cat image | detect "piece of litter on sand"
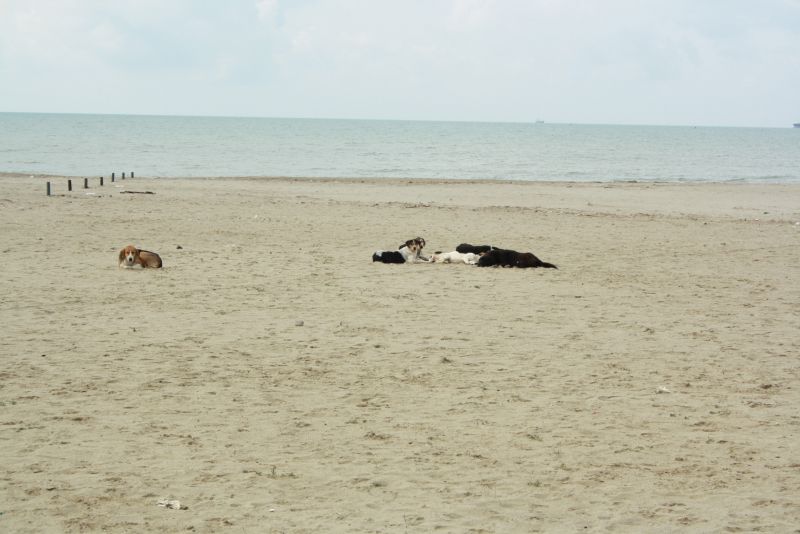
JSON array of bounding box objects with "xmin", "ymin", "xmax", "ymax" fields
[
  {"xmin": 157, "ymin": 499, "xmax": 186, "ymax": 510},
  {"xmin": 295, "ymin": 320, "xmax": 304, "ymax": 326},
  {"xmin": 656, "ymin": 386, "xmax": 671, "ymax": 394}
]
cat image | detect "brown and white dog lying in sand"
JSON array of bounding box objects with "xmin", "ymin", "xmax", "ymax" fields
[
  {"xmin": 118, "ymin": 245, "xmax": 163, "ymax": 268},
  {"xmin": 372, "ymin": 237, "xmax": 428, "ymax": 264}
]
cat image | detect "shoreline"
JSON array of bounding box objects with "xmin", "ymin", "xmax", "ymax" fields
[
  {"xmin": 4, "ymin": 172, "xmax": 799, "ymax": 222},
  {"xmin": 4, "ymin": 170, "xmax": 800, "ymax": 185}
]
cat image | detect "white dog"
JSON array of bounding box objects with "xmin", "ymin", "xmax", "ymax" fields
[{"xmin": 430, "ymin": 251, "xmax": 480, "ymax": 264}]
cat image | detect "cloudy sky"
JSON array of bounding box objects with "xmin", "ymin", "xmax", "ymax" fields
[{"xmin": 1, "ymin": 0, "xmax": 798, "ymax": 127}]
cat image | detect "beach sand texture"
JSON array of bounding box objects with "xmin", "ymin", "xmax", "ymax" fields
[{"xmin": 2, "ymin": 174, "xmax": 799, "ymax": 532}]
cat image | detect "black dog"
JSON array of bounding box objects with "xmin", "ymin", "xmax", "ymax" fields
[
  {"xmin": 476, "ymin": 248, "xmax": 516, "ymax": 267},
  {"xmin": 515, "ymin": 252, "xmax": 557, "ymax": 269},
  {"xmin": 372, "ymin": 250, "xmax": 406, "ymax": 263},
  {"xmin": 477, "ymin": 248, "xmax": 557, "ymax": 269},
  {"xmin": 456, "ymin": 243, "xmax": 495, "ymax": 254}
]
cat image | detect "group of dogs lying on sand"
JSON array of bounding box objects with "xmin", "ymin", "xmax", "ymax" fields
[
  {"xmin": 372, "ymin": 237, "xmax": 558, "ymax": 269},
  {"xmin": 118, "ymin": 237, "xmax": 557, "ymax": 270}
]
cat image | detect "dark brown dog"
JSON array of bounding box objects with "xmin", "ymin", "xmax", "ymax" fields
[
  {"xmin": 456, "ymin": 243, "xmax": 494, "ymax": 254},
  {"xmin": 515, "ymin": 252, "xmax": 557, "ymax": 269},
  {"xmin": 477, "ymin": 248, "xmax": 556, "ymax": 269}
]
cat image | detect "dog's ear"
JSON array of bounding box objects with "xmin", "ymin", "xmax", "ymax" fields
[{"xmin": 118, "ymin": 249, "xmax": 125, "ymax": 261}]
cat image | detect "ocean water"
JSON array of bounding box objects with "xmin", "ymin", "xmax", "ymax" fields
[{"xmin": 1, "ymin": 112, "xmax": 798, "ymax": 182}]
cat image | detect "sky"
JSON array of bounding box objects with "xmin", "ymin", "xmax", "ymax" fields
[{"xmin": 0, "ymin": 0, "xmax": 798, "ymax": 127}]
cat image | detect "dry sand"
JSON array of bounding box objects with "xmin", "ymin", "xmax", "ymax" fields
[{"xmin": 1, "ymin": 173, "xmax": 799, "ymax": 533}]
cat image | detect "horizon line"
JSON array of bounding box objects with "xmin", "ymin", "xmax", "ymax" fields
[{"xmin": 0, "ymin": 110, "xmax": 794, "ymax": 130}]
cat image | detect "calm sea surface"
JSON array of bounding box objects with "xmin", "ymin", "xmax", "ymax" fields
[{"xmin": 1, "ymin": 112, "xmax": 798, "ymax": 182}]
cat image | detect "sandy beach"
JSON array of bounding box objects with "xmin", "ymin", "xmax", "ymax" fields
[{"xmin": 1, "ymin": 173, "xmax": 799, "ymax": 533}]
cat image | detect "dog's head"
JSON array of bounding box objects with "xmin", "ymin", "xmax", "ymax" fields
[
  {"xmin": 119, "ymin": 245, "xmax": 139, "ymax": 267},
  {"xmin": 399, "ymin": 237, "xmax": 426, "ymax": 254}
]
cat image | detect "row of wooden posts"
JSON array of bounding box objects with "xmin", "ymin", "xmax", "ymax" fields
[{"xmin": 46, "ymin": 172, "xmax": 135, "ymax": 196}]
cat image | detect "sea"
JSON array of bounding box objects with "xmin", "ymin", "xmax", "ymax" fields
[{"xmin": 1, "ymin": 112, "xmax": 799, "ymax": 183}]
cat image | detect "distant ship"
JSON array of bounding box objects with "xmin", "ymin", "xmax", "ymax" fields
[{"xmin": 794, "ymin": 123, "xmax": 800, "ymax": 128}]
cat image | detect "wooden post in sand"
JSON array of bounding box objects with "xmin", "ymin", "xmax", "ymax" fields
[
  {"xmin": 131, "ymin": 171, "xmax": 134, "ymax": 179},
  {"xmin": 122, "ymin": 172, "xmax": 126, "ymax": 179},
  {"xmin": 84, "ymin": 178, "xmax": 88, "ymax": 189},
  {"xmin": 68, "ymin": 179, "xmax": 72, "ymax": 192},
  {"xmin": 46, "ymin": 182, "xmax": 51, "ymax": 196},
  {"xmin": 112, "ymin": 172, "xmax": 115, "ymax": 181},
  {"xmin": 100, "ymin": 176, "xmax": 104, "ymax": 186}
]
